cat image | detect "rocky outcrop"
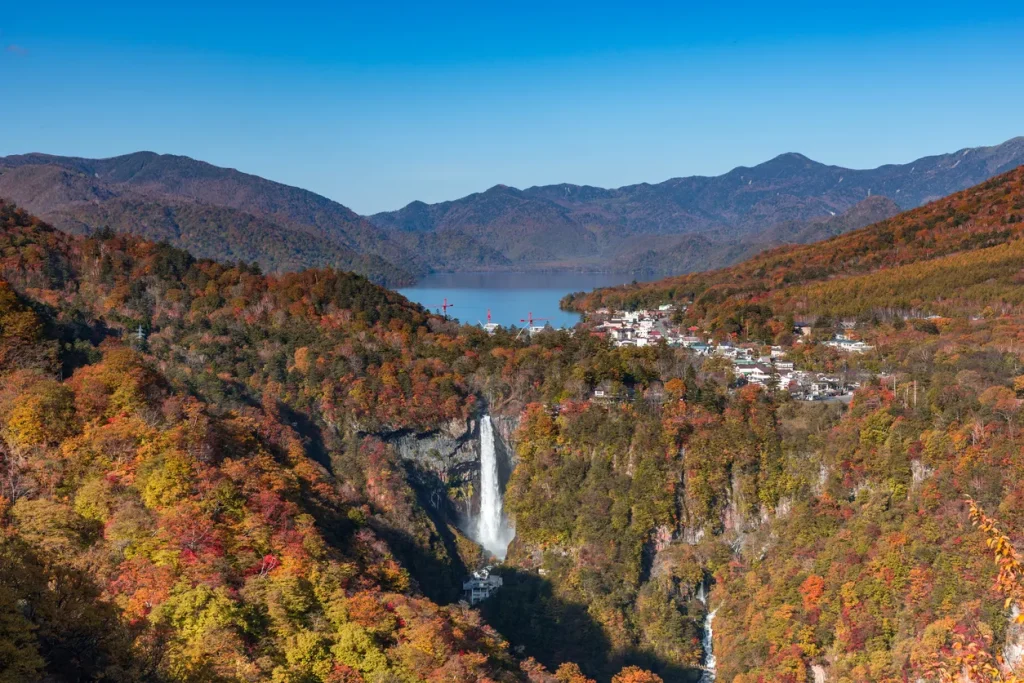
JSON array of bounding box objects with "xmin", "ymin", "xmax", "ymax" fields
[
  {"xmin": 1005, "ymin": 606, "xmax": 1024, "ymax": 672},
  {"xmin": 491, "ymin": 414, "xmax": 520, "ymax": 491},
  {"xmin": 391, "ymin": 418, "xmax": 479, "ymax": 480},
  {"xmin": 386, "ymin": 411, "xmax": 521, "ymax": 534}
]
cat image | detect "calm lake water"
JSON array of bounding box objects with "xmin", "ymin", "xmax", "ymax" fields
[{"xmin": 398, "ymin": 272, "xmax": 649, "ymax": 329}]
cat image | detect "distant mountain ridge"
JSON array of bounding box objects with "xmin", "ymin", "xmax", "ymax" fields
[
  {"xmin": 1, "ymin": 138, "xmax": 1022, "ymax": 284},
  {"xmin": 608, "ymin": 195, "xmax": 903, "ymax": 275},
  {"xmin": 372, "ymin": 137, "xmax": 1024, "ymax": 273},
  {"xmin": 564, "ymin": 164, "xmax": 1024, "ymax": 318},
  {"xmin": 0, "ymin": 152, "xmax": 419, "ymax": 285}
]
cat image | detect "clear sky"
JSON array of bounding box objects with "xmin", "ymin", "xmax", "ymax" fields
[{"xmin": 3, "ymin": 1, "xmax": 1024, "ymax": 214}]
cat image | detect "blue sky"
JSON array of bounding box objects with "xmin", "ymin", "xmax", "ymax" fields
[{"xmin": 3, "ymin": 1, "xmax": 1024, "ymax": 214}]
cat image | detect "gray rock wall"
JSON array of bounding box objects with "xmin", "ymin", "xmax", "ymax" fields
[{"xmin": 386, "ymin": 410, "xmax": 520, "ymax": 535}]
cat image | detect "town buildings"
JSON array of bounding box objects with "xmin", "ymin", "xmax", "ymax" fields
[{"xmin": 588, "ymin": 307, "xmax": 866, "ymax": 401}]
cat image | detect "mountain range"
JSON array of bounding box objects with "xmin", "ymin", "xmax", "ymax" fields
[
  {"xmin": 565, "ymin": 163, "xmax": 1024, "ymax": 319},
  {"xmin": 371, "ymin": 137, "xmax": 1024, "ymax": 272},
  {"xmin": 1, "ymin": 137, "xmax": 1022, "ymax": 285},
  {"xmin": 0, "ymin": 152, "xmax": 417, "ymax": 285}
]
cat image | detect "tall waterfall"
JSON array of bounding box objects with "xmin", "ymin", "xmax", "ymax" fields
[
  {"xmin": 699, "ymin": 607, "xmax": 719, "ymax": 683},
  {"xmin": 476, "ymin": 416, "xmax": 514, "ymax": 559}
]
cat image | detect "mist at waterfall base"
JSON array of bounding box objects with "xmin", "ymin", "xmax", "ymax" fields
[{"xmin": 471, "ymin": 416, "xmax": 515, "ymax": 559}]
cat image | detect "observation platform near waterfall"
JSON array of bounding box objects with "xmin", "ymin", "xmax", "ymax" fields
[{"xmin": 463, "ymin": 566, "xmax": 503, "ymax": 605}]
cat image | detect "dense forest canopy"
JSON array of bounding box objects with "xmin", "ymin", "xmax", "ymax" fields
[{"xmin": 2, "ymin": 161, "xmax": 1024, "ymax": 683}]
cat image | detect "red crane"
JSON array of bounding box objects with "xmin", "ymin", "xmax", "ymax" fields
[
  {"xmin": 520, "ymin": 312, "xmax": 549, "ymax": 327},
  {"xmin": 429, "ymin": 297, "xmax": 455, "ymax": 317}
]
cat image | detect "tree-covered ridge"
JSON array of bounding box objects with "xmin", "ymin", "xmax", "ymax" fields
[
  {"xmin": 53, "ymin": 196, "xmax": 415, "ymax": 286},
  {"xmin": 5, "ymin": 185, "xmax": 1024, "ymax": 683},
  {"xmin": 496, "ymin": 313, "xmax": 1024, "ymax": 681},
  {"xmin": 565, "ymin": 166, "xmax": 1024, "ymax": 322},
  {"xmin": 0, "ymin": 152, "xmax": 421, "ymax": 286},
  {"xmin": 7, "ymin": 139, "xmax": 1022, "ymax": 283},
  {"xmin": 712, "ymin": 319, "xmax": 1024, "ymax": 682},
  {"xmin": 0, "ymin": 200, "xmax": 676, "ymax": 682},
  {"xmin": 0, "ymin": 287, "xmax": 523, "ymax": 681},
  {"xmin": 371, "ymin": 138, "xmax": 1024, "ymax": 274}
]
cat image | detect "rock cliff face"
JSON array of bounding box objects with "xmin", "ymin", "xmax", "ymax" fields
[
  {"xmin": 387, "ymin": 411, "xmax": 521, "ymax": 540},
  {"xmin": 1006, "ymin": 606, "xmax": 1024, "ymax": 672},
  {"xmin": 491, "ymin": 413, "xmax": 521, "ymax": 490}
]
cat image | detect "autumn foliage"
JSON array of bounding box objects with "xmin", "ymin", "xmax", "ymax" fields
[{"xmin": 4, "ymin": 164, "xmax": 1024, "ymax": 682}]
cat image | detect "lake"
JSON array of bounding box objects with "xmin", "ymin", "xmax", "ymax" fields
[{"xmin": 398, "ymin": 272, "xmax": 650, "ymax": 329}]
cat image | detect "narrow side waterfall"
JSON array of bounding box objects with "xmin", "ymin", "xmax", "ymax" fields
[
  {"xmin": 476, "ymin": 416, "xmax": 515, "ymax": 559},
  {"xmin": 699, "ymin": 607, "xmax": 719, "ymax": 683}
]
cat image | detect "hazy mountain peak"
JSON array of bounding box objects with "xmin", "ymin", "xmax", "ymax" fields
[
  {"xmin": 755, "ymin": 151, "xmax": 823, "ymax": 170},
  {"xmin": 483, "ymin": 183, "xmax": 518, "ymax": 194}
]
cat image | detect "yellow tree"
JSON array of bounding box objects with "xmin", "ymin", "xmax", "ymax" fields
[
  {"xmin": 611, "ymin": 666, "xmax": 664, "ymax": 683},
  {"xmin": 934, "ymin": 499, "xmax": 1024, "ymax": 682}
]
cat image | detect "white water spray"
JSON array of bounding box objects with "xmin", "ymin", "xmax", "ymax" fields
[
  {"xmin": 700, "ymin": 606, "xmax": 719, "ymax": 683},
  {"xmin": 476, "ymin": 416, "xmax": 514, "ymax": 559}
]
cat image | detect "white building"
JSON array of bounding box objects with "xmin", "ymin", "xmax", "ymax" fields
[
  {"xmin": 463, "ymin": 567, "xmax": 503, "ymax": 605},
  {"xmin": 824, "ymin": 339, "xmax": 874, "ymax": 353}
]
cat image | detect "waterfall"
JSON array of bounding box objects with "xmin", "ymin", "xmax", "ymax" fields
[
  {"xmin": 699, "ymin": 607, "xmax": 719, "ymax": 683},
  {"xmin": 476, "ymin": 416, "xmax": 514, "ymax": 559}
]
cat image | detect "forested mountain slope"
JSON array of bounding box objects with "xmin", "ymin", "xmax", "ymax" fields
[
  {"xmin": 0, "ymin": 153, "xmax": 416, "ymax": 286},
  {"xmin": 566, "ymin": 165, "xmax": 1024, "ymax": 322},
  {"xmin": 0, "ymin": 200, "xmax": 689, "ymax": 682},
  {"xmin": 539, "ymin": 169, "xmax": 1024, "ymax": 681},
  {"xmin": 5, "ymin": 139, "xmax": 1020, "ymax": 285},
  {"xmin": 5, "ymin": 164, "xmax": 1024, "ymax": 683},
  {"xmin": 0, "ymin": 203, "xmax": 519, "ymax": 681},
  {"xmin": 372, "ymin": 137, "xmax": 1024, "ymax": 273},
  {"xmin": 607, "ymin": 195, "xmax": 902, "ymax": 275}
]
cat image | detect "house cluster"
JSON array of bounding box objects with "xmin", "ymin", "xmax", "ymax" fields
[
  {"xmin": 721, "ymin": 345, "xmax": 794, "ymax": 388},
  {"xmin": 593, "ymin": 309, "xmax": 874, "ymax": 357},
  {"xmin": 822, "ymin": 332, "xmax": 874, "ymax": 354},
  {"xmin": 588, "ymin": 309, "xmax": 871, "ymax": 400},
  {"xmin": 590, "ymin": 338, "xmax": 858, "ymax": 401},
  {"xmin": 463, "ymin": 566, "xmax": 503, "ymax": 605},
  {"xmin": 590, "ymin": 305, "xmax": 683, "ymax": 347},
  {"xmin": 789, "ymin": 373, "xmax": 858, "ymax": 401},
  {"xmin": 691, "ymin": 340, "xmax": 859, "ymax": 399},
  {"xmin": 794, "ymin": 320, "xmax": 875, "ymax": 354}
]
